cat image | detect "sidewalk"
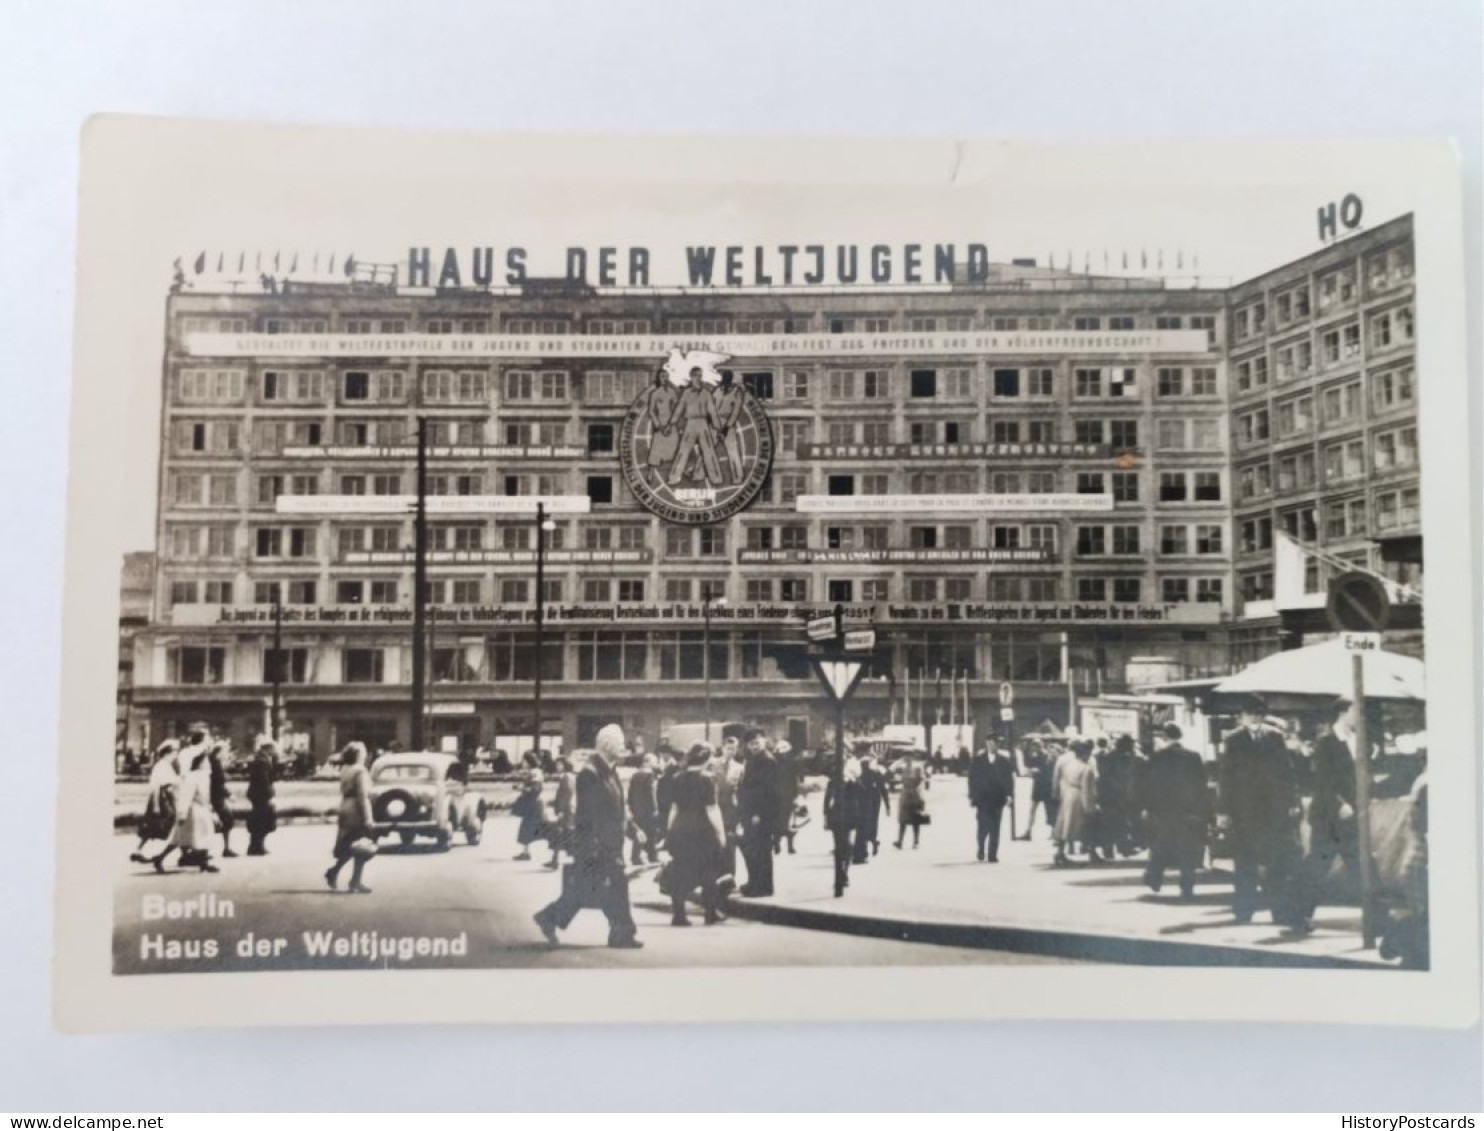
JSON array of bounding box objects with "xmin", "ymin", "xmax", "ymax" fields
[{"xmin": 713, "ymin": 787, "xmax": 1391, "ymax": 969}]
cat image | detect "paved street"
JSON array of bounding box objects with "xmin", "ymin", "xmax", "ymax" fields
[{"xmin": 112, "ymin": 813, "xmax": 1082, "ymax": 975}]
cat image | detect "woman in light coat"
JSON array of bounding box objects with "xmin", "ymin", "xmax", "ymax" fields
[
  {"xmin": 1052, "ymin": 741, "xmax": 1099, "ymax": 866},
  {"xmin": 325, "ymin": 742, "xmax": 376, "ymax": 893},
  {"xmin": 172, "ymin": 747, "xmax": 220, "ymax": 873},
  {"xmin": 132, "ymin": 740, "xmax": 181, "ymax": 864}
]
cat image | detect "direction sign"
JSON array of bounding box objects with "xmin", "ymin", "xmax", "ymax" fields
[
  {"xmin": 811, "ymin": 658, "xmax": 864, "ymax": 701},
  {"xmin": 806, "ymin": 615, "xmax": 839, "ymax": 642},
  {"xmin": 1341, "ymin": 631, "xmax": 1383, "ymax": 653},
  {"xmin": 1327, "ymin": 571, "xmax": 1392, "ymax": 633},
  {"xmin": 999, "ymin": 682, "xmax": 1015, "ymax": 708},
  {"xmin": 842, "ymin": 628, "xmax": 877, "ymax": 652}
]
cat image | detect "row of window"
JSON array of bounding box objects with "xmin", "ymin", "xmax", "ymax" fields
[
  {"xmin": 168, "ymin": 465, "xmax": 1228, "ymax": 511},
  {"xmin": 177, "ymin": 311, "xmax": 1223, "ymax": 340},
  {"xmin": 175, "ymin": 363, "xmax": 1229, "ymax": 410},
  {"xmin": 1229, "ymin": 252, "xmax": 1414, "ymax": 342},
  {"xmin": 1232, "ymin": 307, "xmax": 1414, "ymax": 393},
  {"xmin": 1235, "ymin": 426, "xmax": 1419, "ymax": 500},
  {"xmin": 1236, "ymin": 487, "xmax": 1421, "ymax": 555},
  {"xmin": 167, "ymin": 568, "xmax": 1229, "ymax": 616}
]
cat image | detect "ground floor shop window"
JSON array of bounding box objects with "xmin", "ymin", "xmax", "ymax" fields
[
  {"xmin": 735, "ymin": 633, "xmax": 812, "ymax": 680},
  {"xmin": 574, "ymin": 631, "xmax": 649, "ymax": 681},
  {"xmin": 169, "ymin": 646, "xmax": 225, "ymax": 684},
  {"xmin": 655, "ymin": 630, "xmax": 728, "ymax": 681},
  {"xmin": 488, "ymin": 633, "xmax": 563, "ymax": 682}
]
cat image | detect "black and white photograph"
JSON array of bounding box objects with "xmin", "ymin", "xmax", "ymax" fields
[{"xmin": 52, "ymin": 119, "xmax": 1477, "ymax": 1031}]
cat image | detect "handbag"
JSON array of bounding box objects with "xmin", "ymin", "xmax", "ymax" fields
[
  {"xmin": 348, "ymin": 837, "xmax": 379, "ymax": 861},
  {"xmin": 915, "ymin": 812, "xmax": 933, "ymax": 826}
]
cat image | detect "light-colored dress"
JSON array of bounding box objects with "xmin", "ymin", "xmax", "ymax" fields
[
  {"xmin": 174, "ymin": 757, "xmax": 216, "ymax": 851},
  {"xmin": 1052, "ymin": 754, "xmax": 1099, "ymax": 846}
]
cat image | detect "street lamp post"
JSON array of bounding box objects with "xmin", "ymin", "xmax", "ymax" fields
[
  {"xmin": 532, "ymin": 502, "xmax": 556, "ymax": 765},
  {"xmin": 703, "ymin": 593, "xmax": 726, "ymax": 746},
  {"xmin": 410, "ymin": 416, "xmax": 429, "ymax": 751}
]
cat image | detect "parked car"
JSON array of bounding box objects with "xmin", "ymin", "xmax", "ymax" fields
[{"xmin": 367, "ymin": 752, "xmax": 487, "ymax": 850}]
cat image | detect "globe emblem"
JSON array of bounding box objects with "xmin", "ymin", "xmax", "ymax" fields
[{"xmin": 618, "ymin": 351, "xmax": 775, "ymax": 525}]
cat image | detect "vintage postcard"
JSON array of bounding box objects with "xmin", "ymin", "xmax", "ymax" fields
[{"xmin": 54, "ymin": 117, "xmax": 1478, "ymax": 1030}]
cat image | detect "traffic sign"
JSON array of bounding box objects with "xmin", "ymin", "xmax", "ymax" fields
[
  {"xmin": 1327, "ymin": 571, "xmax": 1392, "ymax": 633},
  {"xmin": 998, "ymin": 682, "xmax": 1015, "ymax": 707},
  {"xmin": 811, "ymin": 658, "xmax": 864, "ymax": 701},
  {"xmin": 1341, "ymin": 631, "xmax": 1383, "ymax": 652},
  {"xmin": 806, "ymin": 615, "xmax": 838, "ymax": 642},
  {"xmin": 842, "ymin": 628, "xmax": 876, "ymax": 652},
  {"xmin": 999, "ymin": 706, "xmax": 1015, "ymax": 722}
]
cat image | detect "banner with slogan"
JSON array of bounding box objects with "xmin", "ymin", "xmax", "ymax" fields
[{"xmin": 184, "ymin": 328, "xmax": 1212, "ymax": 360}]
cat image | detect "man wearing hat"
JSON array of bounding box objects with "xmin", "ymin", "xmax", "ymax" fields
[
  {"xmin": 1219, "ymin": 697, "xmax": 1303, "ymax": 925},
  {"xmin": 1141, "ymin": 723, "xmax": 1209, "ymax": 898},
  {"xmin": 1293, "ymin": 697, "xmax": 1360, "ymax": 932},
  {"xmin": 533, "ymin": 723, "xmax": 642, "ymax": 949}
]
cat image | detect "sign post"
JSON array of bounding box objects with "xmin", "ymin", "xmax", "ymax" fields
[
  {"xmin": 807, "ymin": 603, "xmax": 870, "ymax": 898},
  {"xmin": 1327, "ymin": 570, "xmax": 1392, "ymax": 948}
]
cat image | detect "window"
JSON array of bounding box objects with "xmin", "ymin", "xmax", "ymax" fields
[
  {"xmin": 993, "ymin": 369, "xmax": 1020, "ymax": 397},
  {"xmin": 1111, "ymin": 525, "xmax": 1141, "ymax": 555},
  {"xmin": 343, "ymin": 649, "xmax": 385, "ymax": 684},
  {"xmin": 1075, "ymin": 472, "xmax": 1105, "ymax": 495},
  {"xmin": 335, "ymin": 580, "xmax": 364, "ymax": 605},
  {"xmin": 778, "ymin": 420, "xmax": 812, "ymax": 454},
  {"xmin": 946, "ymin": 577, "xmax": 973, "ymax": 600},
  {"xmin": 863, "ymin": 370, "xmax": 888, "ymax": 398},
  {"xmin": 665, "ymin": 579, "xmax": 692, "ymax": 602},
  {"xmin": 1112, "ymin": 578, "xmax": 1141, "ymax": 603},
  {"xmin": 1190, "ymin": 367, "xmax": 1217, "ymax": 396},
  {"xmin": 177, "ymin": 368, "xmax": 245, "ymax": 403},
  {"xmin": 1156, "ymin": 367, "xmax": 1184, "ymax": 397},
  {"xmin": 1195, "ymin": 524, "xmax": 1223, "ymax": 554},
  {"xmin": 780, "ymin": 525, "xmax": 809, "ymax": 550},
  {"xmin": 827, "ymin": 579, "xmax": 854, "ymax": 602},
  {"xmin": 665, "ymin": 528, "xmax": 693, "ymax": 558},
  {"xmin": 1161, "ymin": 578, "xmax": 1191, "ymax": 603},
  {"xmin": 1027, "ymin": 368, "xmax": 1054, "ymax": 397},
  {"xmin": 782, "ymin": 370, "xmax": 810, "ymax": 400},
  {"xmin": 1160, "ymin": 525, "xmax": 1190, "ymax": 555},
  {"xmin": 1073, "ymin": 316, "xmax": 1101, "ymax": 331},
  {"xmin": 1193, "ymin": 472, "xmax": 1222, "ymax": 501},
  {"xmin": 169, "ymin": 580, "xmax": 198, "ymax": 605},
  {"xmin": 827, "ymin": 474, "xmax": 855, "ymax": 496},
  {"xmin": 1159, "ymin": 472, "xmax": 1187, "ymax": 502},
  {"xmin": 1197, "ymin": 579, "xmax": 1224, "ymax": 604},
  {"xmin": 742, "ymin": 372, "xmax": 774, "ymax": 400},
  {"xmin": 1074, "ymin": 369, "xmax": 1102, "ymax": 397},
  {"xmin": 829, "ymin": 525, "xmax": 858, "ymax": 550},
  {"xmin": 1373, "ymin": 426, "xmax": 1418, "ymax": 472},
  {"xmin": 1077, "ymin": 578, "xmax": 1107, "ymax": 602},
  {"xmin": 171, "ymin": 646, "xmax": 226, "ymax": 685},
  {"xmin": 1075, "ymin": 526, "xmax": 1106, "ymax": 556},
  {"xmin": 1027, "ymin": 470, "xmax": 1056, "ymax": 493},
  {"xmin": 587, "ymin": 476, "xmax": 613, "ymax": 505},
  {"xmin": 585, "ymin": 422, "xmax": 616, "ymax": 453},
  {"xmin": 991, "ymin": 420, "xmax": 1020, "ymax": 444},
  {"xmin": 1240, "ymin": 517, "xmax": 1274, "ymax": 554},
  {"xmin": 1109, "ymin": 368, "xmax": 1137, "ymax": 397},
  {"xmin": 989, "ymin": 576, "xmax": 1021, "ymax": 602},
  {"xmin": 1074, "ymin": 420, "xmax": 1105, "ymax": 445},
  {"xmin": 907, "ymin": 578, "xmax": 937, "ymax": 601},
  {"xmin": 1110, "ymin": 420, "xmax": 1138, "ymax": 450},
  {"xmin": 1109, "ymin": 315, "xmax": 1135, "ymax": 331},
  {"xmin": 910, "ymin": 370, "xmax": 937, "ymax": 398},
  {"xmin": 780, "ymin": 578, "xmax": 809, "ymax": 602},
  {"xmin": 941, "ymin": 369, "xmax": 973, "ymax": 398},
  {"xmin": 698, "ymin": 528, "xmax": 726, "ymax": 557},
  {"xmin": 1373, "ymin": 367, "xmax": 1415, "ymax": 412},
  {"xmin": 1112, "ymin": 471, "xmax": 1139, "ymax": 502}
]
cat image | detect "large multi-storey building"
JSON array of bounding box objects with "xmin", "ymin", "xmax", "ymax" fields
[
  {"xmin": 129, "ymin": 220, "xmax": 1420, "ymax": 756},
  {"xmin": 1225, "ymin": 214, "xmax": 1421, "ymax": 663}
]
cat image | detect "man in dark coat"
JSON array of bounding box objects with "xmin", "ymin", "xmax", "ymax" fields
[
  {"xmin": 1142, "ymin": 723, "xmax": 1209, "ymax": 897},
  {"xmin": 1294, "ymin": 698, "xmax": 1360, "ymax": 931},
  {"xmin": 245, "ymin": 738, "xmax": 279, "ymax": 856},
  {"xmin": 772, "ymin": 741, "xmax": 803, "ymax": 855},
  {"xmin": 968, "ymin": 743, "xmax": 1016, "ymax": 861},
  {"xmin": 823, "ymin": 760, "xmax": 863, "ymax": 897},
  {"xmin": 736, "ymin": 729, "xmax": 782, "ymax": 897},
  {"xmin": 534, "ymin": 724, "xmax": 642, "ymax": 948},
  {"xmin": 207, "ymin": 741, "xmax": 237, "ymax": 858},
  {"xmin": 853, "ymin": 755, "xmax": 891, "ymax": 862},
  {"xmin": 626, "ymin": 754, "xmax": 662, "ymax": 864},
  {"xmin": 1219, "ymin": 699, "xmax": 1303, "ymax": 925}
]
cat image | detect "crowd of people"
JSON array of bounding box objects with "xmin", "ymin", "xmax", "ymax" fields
[{"xmin": 130, "ymin": 724, "xmax": 280, "ymax": 874}]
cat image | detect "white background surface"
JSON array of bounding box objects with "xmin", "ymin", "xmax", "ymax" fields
[{"xmin": 2, "ymin": 0, "xmax": 1480, "ymax": 1112}]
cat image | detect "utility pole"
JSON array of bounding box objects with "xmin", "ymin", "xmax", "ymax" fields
[
  {"xmin": 410, "ymin": 416, "xmax": 428, "ymax": 752},
  {"xmin": 270, "ymin": 595, "xmax": 283, "ymax": 741}
]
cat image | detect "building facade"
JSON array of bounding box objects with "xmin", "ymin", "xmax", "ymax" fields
[{"xmin": 130, "ymin": 221, "xmax": 1420, "ymax": 757}]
